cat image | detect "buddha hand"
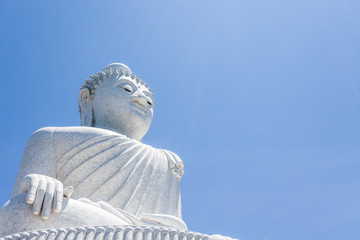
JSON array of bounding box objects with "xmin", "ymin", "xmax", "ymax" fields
[{"xmin": 21, "ymin": 174, "xmax": 74, "ymax": 220}]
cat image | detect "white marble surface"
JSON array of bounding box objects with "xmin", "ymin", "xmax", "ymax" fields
[{"xmin": 0, "ymin": 64, "xmax": 235, "ymax": 240}]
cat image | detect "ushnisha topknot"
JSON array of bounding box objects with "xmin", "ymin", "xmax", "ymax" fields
[{"xmin": 81, "ymin": 63, "xmax": 152, "ymax": 100}]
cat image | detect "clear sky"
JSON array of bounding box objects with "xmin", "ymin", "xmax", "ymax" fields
[{"xmin": 0, "ymin": 1, "xmax": 359, "ymax": 240}]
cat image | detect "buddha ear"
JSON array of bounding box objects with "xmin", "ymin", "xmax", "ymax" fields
[{"xmin": 79, "ymin": 88, "xmax": 93, "ymax": 126}]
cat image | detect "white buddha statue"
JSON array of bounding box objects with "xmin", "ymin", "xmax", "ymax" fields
[{"xmin": 0, "ymin": 63, "xmax": 187, "ymax": 236}]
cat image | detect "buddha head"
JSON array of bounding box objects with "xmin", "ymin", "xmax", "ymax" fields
[{"xmin": 79, "ymin": 63, "xmax": 154, "ymax": 141}]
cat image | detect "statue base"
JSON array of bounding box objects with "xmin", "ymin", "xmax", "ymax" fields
[{"xmin": 0, "ymin": 226, "xmax": 211, "ymax": 240}]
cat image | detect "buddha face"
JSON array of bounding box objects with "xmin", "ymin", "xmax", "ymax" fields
[{"xmin": 90, "ymin": 74, "xmax": 154, "ymax": 141}]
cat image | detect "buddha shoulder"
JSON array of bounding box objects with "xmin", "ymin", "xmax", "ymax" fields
[
  {"xmin": 31, "ymin": 126, "xmax": 122, "ymax": 142},
  {"xmin": 29, "ymin": 126, "xmax": 130, "ymax": 159}
]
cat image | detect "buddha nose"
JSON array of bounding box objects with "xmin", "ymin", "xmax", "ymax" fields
[{"xmin": 131, "ymin": 90, "xmax": 148, "ymax": 108}]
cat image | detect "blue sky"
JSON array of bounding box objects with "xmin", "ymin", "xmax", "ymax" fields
[{"xmin": 0, "ymin": 1, "xmax": 360, "ymax": 239}]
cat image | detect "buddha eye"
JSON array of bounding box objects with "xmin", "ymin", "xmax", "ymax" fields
[
  {"xmin": 146, "ymin": 97, "xmax": 153, "ymax": 107},
  {"xmin": 119, "ymin": 84, "xmax": 133, "ymax": 93}
]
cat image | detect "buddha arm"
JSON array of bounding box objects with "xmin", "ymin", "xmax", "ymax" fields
[{"xmin": 11, "ymin": 127, "xmax": 57, "ymax": 198}]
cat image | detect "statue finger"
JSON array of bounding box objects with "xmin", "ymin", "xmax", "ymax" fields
[
  {"xmin": 32, "ymin": 178, "xmax": 47, "ymax": 215},
  {"xmin": 41, "ymin": 180, "xmax": 55, "ymax": 220},
  {"xmin": 21, "ymin": 175, "xmax": 30, "ymax": 192},
  {"xmin": 63, "ymin": 186, "xmax": 74, "ymax": 198},
  {"xmin": 24, "ymin": 176, "xmax": 39, "ymax": 204},
  {"xmin": 54, "ymin": 181, "xmax": 63, "ymax": 213}
]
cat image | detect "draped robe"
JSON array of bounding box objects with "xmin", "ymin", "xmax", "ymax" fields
[{"xmin": 55, "ymin": 130, "xmax": 184, "ymax": 219}]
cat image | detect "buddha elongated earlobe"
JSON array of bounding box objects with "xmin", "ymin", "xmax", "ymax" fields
[{"xmin": 79, "ymin": 88, "xmax": 93, "ymax": 126}]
